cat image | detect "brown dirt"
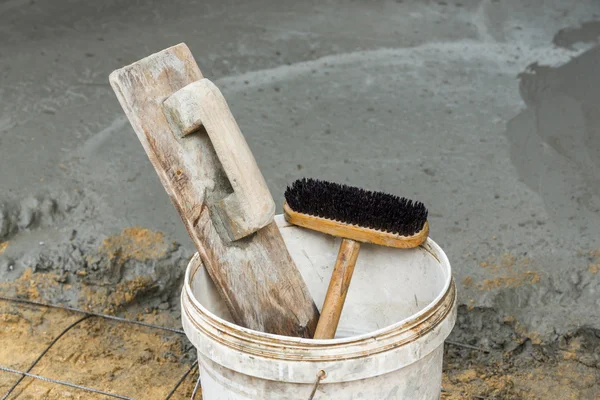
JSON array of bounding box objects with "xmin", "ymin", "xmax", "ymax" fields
[
  {"xmin": 0, "ymin": 226, "xmax": 183, "ymax": 316},
  {"xmin": 0, "ymin": 301, "xmax": 200, "ymax": 400},
  {"xmin": 442, "ymin": 357, "xmax": 599, "ymax": 399},
  {"xmin": 475, "ymin": 253, "xmax": 541, "ymax": 291},
  {"xmin": 2, "ymin": 298, "xmax": 599, "ymax": 399},
  {"xmin": 97, "ymin": 227, "xmax": 170, "ymax": 263},
  {"xmin": 0, "ymin": 226, "xmax": 196, "ymax": 399},
  {"xmin": 0, "ymin": 268, "xmax": 167, "ymax": 317},
  {"xmin": 1, "ymin": 268, "xmax": 46, "ymax": 301}
]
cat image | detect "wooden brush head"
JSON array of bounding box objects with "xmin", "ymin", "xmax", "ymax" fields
[
  {"xmin": 283, "ymin": 178, "xmax": 429, "ymax": 248},
  {"xmin": 283, "ymin": 202, "xmax": 428, "ymax": 248}
]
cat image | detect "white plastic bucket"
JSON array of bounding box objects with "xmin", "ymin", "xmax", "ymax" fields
[{"xmin": 182, "ymin": 215, "xmax": 456, "ymax": 399}]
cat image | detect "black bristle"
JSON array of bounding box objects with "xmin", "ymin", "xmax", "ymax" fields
[{"xmin": 284, "ymin": 178, "xmax": 428, "ymax": 236}]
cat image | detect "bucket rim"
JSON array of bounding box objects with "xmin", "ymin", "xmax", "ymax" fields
[{"xmin": 182, "ymin": 215, "xmax": 453, "ymax": 347}]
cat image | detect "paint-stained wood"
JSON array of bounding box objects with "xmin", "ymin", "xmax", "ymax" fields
[{"xmin": 109, "ymin": 43, "xmax": 318, "ymax": 337}]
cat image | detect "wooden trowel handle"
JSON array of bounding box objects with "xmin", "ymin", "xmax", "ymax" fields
[
  {"xmin": 314, "ymin": 239, "xmax": 361, "ymax": 339},
  {"xmin": 163, "ymin": 79, "xmax": 275, "ymax": 241}
]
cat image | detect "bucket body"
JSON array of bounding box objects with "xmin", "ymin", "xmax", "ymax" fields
[{"xmin": 182, "ymin": 215, "xmax": 456, "ymax": 399}]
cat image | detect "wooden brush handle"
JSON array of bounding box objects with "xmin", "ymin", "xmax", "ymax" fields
[{"xmin": 314, "ymin": 239, "xmax": 361, "ymax": 339}]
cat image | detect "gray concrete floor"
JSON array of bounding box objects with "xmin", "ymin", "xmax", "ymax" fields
[{"xmin": 1, "ymin": 0, "xmax": 600, "ymax": 344}]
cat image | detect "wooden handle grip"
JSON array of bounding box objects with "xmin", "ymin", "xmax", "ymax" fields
[
  {"xmin": 163, "ymin": 79, "xmax": 275, "ymax": 241},
  {"xmin": 314, "ymin": 239, "xmax": 361, "ymax": 339}
]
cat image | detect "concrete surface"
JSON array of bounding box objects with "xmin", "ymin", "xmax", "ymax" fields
[{"xmin": 1, "ymin": 0, "xmax": 600, "ymax": 348}]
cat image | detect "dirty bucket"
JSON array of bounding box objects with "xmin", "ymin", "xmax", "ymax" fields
[{"xmin": 181, "ymin": 215, "xmax": 456, "ymax": 399}]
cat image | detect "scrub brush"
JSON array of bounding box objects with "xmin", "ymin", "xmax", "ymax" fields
[{"xmin": 284, "ymin": 178, "xmax": 429, "ymax": 339}]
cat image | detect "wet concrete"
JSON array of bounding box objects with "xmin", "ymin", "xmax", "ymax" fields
[{"xmin": 1, "ymin": 0, "xmax": 600, "ymax": 349}]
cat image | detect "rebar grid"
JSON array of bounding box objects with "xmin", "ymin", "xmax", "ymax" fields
[
  {"xmin": 0, "ymin": 296, "xmax": 197, "ymax": 400},
  {"xmin": 2, "ymin": 314, "xmax": 92, "ymax": 400}
]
